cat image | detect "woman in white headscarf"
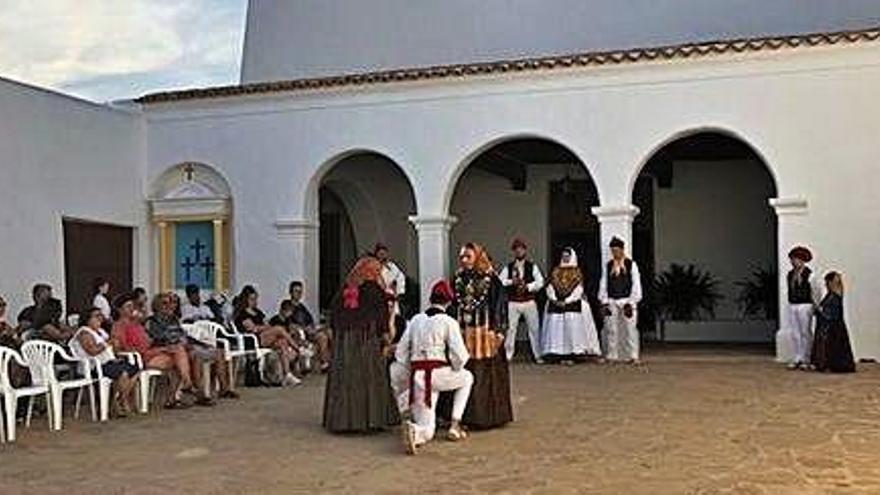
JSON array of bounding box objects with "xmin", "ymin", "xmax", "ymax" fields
[{"xmin": 542, "ymin": 247, "xmax": 602, "ymax": 363}]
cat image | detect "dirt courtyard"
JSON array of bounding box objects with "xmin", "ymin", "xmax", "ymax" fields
[{"xmin": 3, "ymin": 349, "xmax": 880, "ymax": 494}]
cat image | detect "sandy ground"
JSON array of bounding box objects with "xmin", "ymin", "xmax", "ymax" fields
[{"xmin": 2, "ymin": 349, "xmax": 880, "ymax": 494}]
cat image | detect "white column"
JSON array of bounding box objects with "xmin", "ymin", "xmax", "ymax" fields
[
  {"xmin": 770, "ymin": 197, "xmax": 809, "ymax": 363},
  {"xmin": 275, "ymin": 218, "xmax": 320, "ymax": 313},
  {"xmin": 409, "ymin": 215, "xmax": 458, "ymax": 308},
  {"xmin": 591, "ymin": 205, "xmax": 641, "ymax": 262}
]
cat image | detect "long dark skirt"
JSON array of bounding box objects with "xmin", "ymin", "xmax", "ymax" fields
[
  {"xmin": 437, "ymin": 351, "xmax": 513, "ymax": 430},
  {"xmin": 322, "ymin": 329, "xmax": 399, "ymax": 433},
  {"xmin": 811, "ymin": 321, "xmax": 856, "ymax": 373}
]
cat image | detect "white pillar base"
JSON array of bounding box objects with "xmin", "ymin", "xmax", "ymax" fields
[{"xmin": 409, "ymin": 215, "xmax": 458, "ymax": 308}]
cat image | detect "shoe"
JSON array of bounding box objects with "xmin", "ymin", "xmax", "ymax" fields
[
  {"xmin": 283, "ymin": 373, "xmax": 302, "ymax": 387},
  {"xmin": 219, "ymin": 389, "xmax": 241, "ymax": 400},
  {"xmin": 447, "ymin": 424, "xmax": 468, "ymax": 442},
  {"xmin": 535, "ymin": 358, "xmax": 545, "ymax": 365},
  {"xmin": 787, "ymin": 362, "xmax": 800, "ymax": 370},
  {"xmin": 402, "ymin": 421, "xmax": 417, "ymax": 455}
]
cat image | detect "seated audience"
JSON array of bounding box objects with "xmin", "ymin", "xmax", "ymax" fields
[
  {"xmin": 286, "ymin": 281, "xmax": 331, "ymax": 372},
  {"xmin": 0, "ymin": 295, "xmax": 29, "ymax": 389},
  {"xmin": 111, "ymin": 292, "xmax": 198, "ymax": 409},
  {"xmin": 132, "ymin": 287, "xmax": 149, "ymax": 322},
  {"xmin": 181, "ymin": 284, "xmax": 218, "ymax": 323},
  {"xmin": 145, "ymin": 293, "xmax": 219, "ymax": 405},
  {"xmin": 233, "ymin": 285, "xmax": 301, "ymax": 386},
  {"xmin": 69, "ymin": 307, "xmax": 140, "ymax": 416},
  {"xmin": 18, "ymin": 283, "xmax": 72, "ymax": 343}
]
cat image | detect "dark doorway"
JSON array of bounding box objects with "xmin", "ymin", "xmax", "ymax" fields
[
  {"xmin": 548, "ymin": 178, "xmax": 602, "ymax": 327},
  {"xmin": 63, "ymin": 219, "xmax": 133, "ymax": 316},
  {"xmin": 318, "ymin": 187, "xmax": 356, "ymax": 311}
]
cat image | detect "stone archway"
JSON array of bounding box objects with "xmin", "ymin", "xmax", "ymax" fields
[{"xmin": 630, "ymin": 130, "xmax": 779, "ymax": 347}]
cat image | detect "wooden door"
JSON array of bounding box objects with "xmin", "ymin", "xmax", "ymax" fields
[{"xmin": 63, "ymin": 220, "xmax": 133, "ymax": 316}]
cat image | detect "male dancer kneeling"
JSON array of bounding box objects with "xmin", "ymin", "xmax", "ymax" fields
[{"xmin": 393, "ymin": 280, "xmax": 473, "ymax": 455}]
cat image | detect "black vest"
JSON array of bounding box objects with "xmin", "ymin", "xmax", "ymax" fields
[
  {"xmin": 787, "ymin": 267, "xmax": 813, "ymax": 304},
  {"xmin": 507, "ymin": 260, "xmax": 536, "ymax": 302},
  {"xmin": 606, "ymin": 259, "xmax": 634, "ymax": 299}
]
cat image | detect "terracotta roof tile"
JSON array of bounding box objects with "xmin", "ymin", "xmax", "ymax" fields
[{"xmin": 138, "ymin": 26, "xmax": 880, "ymax": 104}]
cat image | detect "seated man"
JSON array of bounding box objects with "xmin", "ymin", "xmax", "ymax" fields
[
  {"xmin": 394, "ymin": 280, "xmax": 473, "ymax": 455},
  {"xmin": 18, "ymin": 283, "xmax": 72, "ymax": 343},
  {"xmin": 180, "ymin": 284, "xmax": 218, "ymax": 323},
  {"xmin": 285, "ymin": 281, "xmax": 331, "ymax": 372}
]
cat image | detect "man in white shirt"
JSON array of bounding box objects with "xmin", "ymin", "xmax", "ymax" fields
[
  {"xmin": 181, "ymin": 284, "xmax": 217, "ymax": 323},
  {"xmin": 375, "ymin": 243, "xmax": 406, "ymax": 316},
  {"xmin": 598, "ymin": 237, "xmax": 643, "ymax": 364},
  {"xmin": 393, "ymin": 280, "xmax": 473, "ymax": 455},
  {"xmin": 499, "ymin": 238, "xmax": 545, "ymax": 363}
]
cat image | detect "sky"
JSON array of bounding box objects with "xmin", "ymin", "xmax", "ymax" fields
[{"xmin": 0, "ymin": 0, "xmax": 247, "ymax": 102}]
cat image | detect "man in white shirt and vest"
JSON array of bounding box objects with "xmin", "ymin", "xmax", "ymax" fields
[
  {"xmin": 393, "ymin": 279, "xmax": 473, "ymax": 455},
  {"xmin": 599, "ymin": 236, "xmax": 643, "ymax": 364},
  {"xmin": 375, "ymin": 243, "xmax": 406, "ymax": 317},
  {"xmin": 499, "ymin": 238, "xmax": 545, "ymax": 363}
]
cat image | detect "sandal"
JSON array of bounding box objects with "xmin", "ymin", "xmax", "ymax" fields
[
  {"xmin": 219, "ymin": 390, "xmax": 240, "ymax": 400},
  {"xmin": 164, "ymin": 399, "xmax": 192, "ymax": 410}
]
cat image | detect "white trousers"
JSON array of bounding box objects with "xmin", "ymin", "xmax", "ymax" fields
[
  {"xmin": 410, "ymin": 366, "xmax": 473, "ymax": 446},
  {"xmin": 506, "ymin": 300, "xmax": 541, "ymax": 360},
  {"xmin": 788, "ymin": 303, "xmax": 814, "ymax": 364},
  {"xmin": 604, "ymin": 300, "xmax": 639, "ymax": 361}
]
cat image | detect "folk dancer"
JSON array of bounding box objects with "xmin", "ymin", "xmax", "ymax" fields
[
  {"xmin": 499, "ymin": 238, "xmax": 544, "ymax": 363},
  {"xmin": 787, "ymin": 246, "xmax": 820, "ymax": 370},
  {"xmin": 599, "ymin": 237, "xmax": 642, "ymax": 364},
  {"xmin": 395, "ymin": 280, "xmax": 473, "ymax": 454},
  {"xmin": 542, "ymin": 247, "xmax": 602, "ymax": 363}
]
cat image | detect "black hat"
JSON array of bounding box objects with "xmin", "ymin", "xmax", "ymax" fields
[{"xmin": 609, "ymin": 237, "xmax": 625, "ymax": 249}]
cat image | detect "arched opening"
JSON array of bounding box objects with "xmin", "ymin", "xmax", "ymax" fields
[
  {"xmin": 149, "ymin": 162, "xmax": 233, "ymax": 294},
  {"xmin": 448, "ymin": 137, "xmax": 603, "ymax": 349},
  {"xmin": 317, "ymin": 151, "xmax": 418, "ymax": 313},
  {"xmin": 631, "ymin": 131, "xmax": 778, "ymax": 349}
]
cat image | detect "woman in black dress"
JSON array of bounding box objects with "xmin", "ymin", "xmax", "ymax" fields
[
  {"xmin": 448, "ymin": 242, "xmax": 513, "ymax": 430},
  {"xmin": 810, "ymin": 271, "xmax": 855, "ymax": 373},
  {"xmin": 323, "ymin": 256, "xmax": 399, "ymax": 433}
]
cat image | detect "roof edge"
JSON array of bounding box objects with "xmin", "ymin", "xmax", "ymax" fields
[{"xmin": 138, "ymin": 25, "xmax": 880, "ymax": 104}]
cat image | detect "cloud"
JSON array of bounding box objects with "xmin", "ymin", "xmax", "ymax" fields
[{"xmin": 0, "ymin": 0, "xmax": 246, "ymax": 101}]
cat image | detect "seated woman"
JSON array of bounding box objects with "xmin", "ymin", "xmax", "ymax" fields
[
  {"xmin": 147, "ymin": 292, "xmax": 238, "ymax": 400},
  {"xmin": 0, "ymin": 295, "xmax": 29, "ymax": 389},
  {"xmin": 69, "ymin": 307, "xmax": 140, "ymax": 416},
  {"xmin": 810, "ymin": 271, "xmax": 856, "ymax": 373},
  {"xmin": 233, "ymin": 285, "xmax": 301, "ymax": 387},
  {"xmin": 111, "ymin": 292, "xmax": 198, "ymax": 409}
]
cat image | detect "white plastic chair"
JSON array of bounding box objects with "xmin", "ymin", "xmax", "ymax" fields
[
  {"xmin": 182, "ymin": 323, "xmax": 216, "ymax": 396},
  {"xmin": 20, "ymin": 340, "xmax": 102, "ymax": 431},
  {"xmin": 0, "ymin": 346, "xmax": 51, "ymax": 442},
  {"xmin": 198, "ymin": 320, "xmax": 269, "ymax": 387},
  {"xmin": 116, "ymin": 351, "xmax": 164, "ymax": 414}
]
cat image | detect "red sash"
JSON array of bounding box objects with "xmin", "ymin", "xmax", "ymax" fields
[{"xmin": 409, "ymin": 360, "xmax": 447, "ymax": 408}]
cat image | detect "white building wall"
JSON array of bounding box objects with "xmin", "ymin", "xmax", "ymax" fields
[
  {"xmin": 144, "ymin": 42, "xmax": 880, "ymax": 358},
  {"xmin": 242, "ymin": 0, "xmax": 880, "ymax": 83},
  {"xmin": 0, "ymin": 79, "xmax": 147, "ymax": 318}
]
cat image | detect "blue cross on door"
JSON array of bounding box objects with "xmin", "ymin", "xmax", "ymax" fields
[{"xmin": 175, "ymin": 222, "xmax": 215, "ymax": 289}]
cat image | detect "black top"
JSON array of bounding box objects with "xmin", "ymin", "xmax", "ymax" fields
[
  {"xmin": 787, "ymin": 268, "xmax": 813, "ymax": 304},
  {"xmin": 17, "ymin": 298, "xmax": 63, "ymax": 331},
  {"xmin": 606, "ymin": 259, "xmax": 634, "ymax": 299},
  {"xmin": 234, "ymin": 308, "xmax": 266, "ymax": 331},
  {"xmin": 284, "ymin": 300, "xmax": 315, "ymax": 328},
  {"xmin": 145, "ymin": 314, "xmax": 185, "ymax": 346}
]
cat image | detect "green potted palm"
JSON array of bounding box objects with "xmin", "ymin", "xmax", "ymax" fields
[
  {"xmin": 652, "ymin": 263, "xmax": 723, "ymax": 341},
  {"xmin": 735, "ymin": 267, "xmax": 778, "ymax": 321}
]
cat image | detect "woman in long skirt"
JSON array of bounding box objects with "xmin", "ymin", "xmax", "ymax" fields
[
  {"xmin": 448, "ymin": 242, "xmax": 513, "ymax": 430},
  {"xmin": 542, "ymin": 247, "xmax": 601, "ymax": 363},
  {"xmin": 323, "ymin": 256, "xmax": 400, "ymax": 433},
  {"xmin": 810, "ymin": 271, "xmax": 855, "ymax": 373}
]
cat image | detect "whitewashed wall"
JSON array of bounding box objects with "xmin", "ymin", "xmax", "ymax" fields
[
  {"xmin": 144, "ymin": 42, "xmax": 880, "ymax": 358},
  {"xmin": 0, "ymin": 79, "xmax": 147, "ymax": 318}
]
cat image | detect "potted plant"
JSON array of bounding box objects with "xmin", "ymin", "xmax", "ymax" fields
[
  {"xmin": 652, "ymin": 263, "xmax": 723, "ymax": 341},
  {"xmin": 735, "ymin": 267, "xmax": 778, "ymax": 321}
]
